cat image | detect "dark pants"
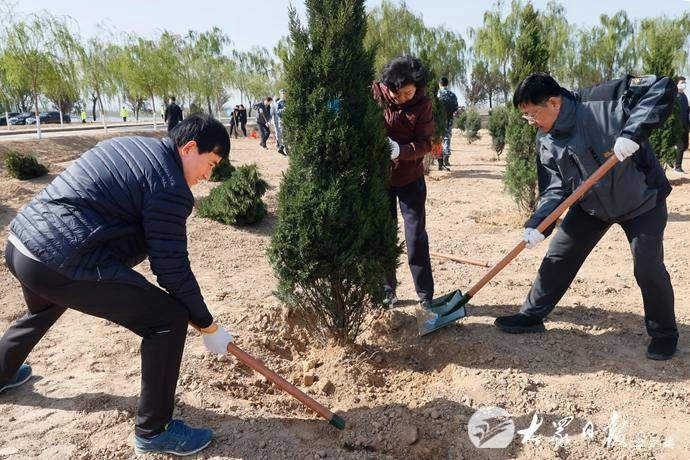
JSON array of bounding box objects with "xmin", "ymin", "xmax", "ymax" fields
[
  {"xmin": 521, "ymin": 201, "xmax": 678, "ymax": 339},
  {"xmin": 675, "ymin": 129, "xmax": 688, "ymax": 170},
  {"xmin": 258, "ymin": 123, "xmax": 270, "ymax": 147},
  {"xmin": 0, "ymin": 242, "xmax": 189, "ymax": 437},
  {"xmin": 229, "ymin": 121, "xmax": 238, "ymax": 138},
  {"xmin": 384, "ymin": 176, "xmax": 434, "ymax": 302},
  {"xmin": 240, "ymin": 122, "xmax": 247, "ymax": 137}
]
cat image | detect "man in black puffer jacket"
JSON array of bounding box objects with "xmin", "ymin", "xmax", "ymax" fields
[{"xmin": 0, "ymin": 115, "xmax": 234, "ymax": 456}]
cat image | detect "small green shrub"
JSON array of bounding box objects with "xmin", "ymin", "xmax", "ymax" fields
[
  {"xmin": 209, "ymin": 157, "xmax": 235, "ymax": 181},
  {"xmin": 197, "ymin": 164, "xmax": 268, "ymax": 225},
  {"xmin": 455, "ymin": 109, "xmax": 467, "ymax": 131},
  {"xmin": 4, "ymin": 151, "xmax": 48, "ymax": 180},
  {"xmin": 464, "ymin": 108, "xmax": 482, "ymax": 144},
  {"xmin": 487, "ymin": 106, "xmax": 510, "ymax": 159}
]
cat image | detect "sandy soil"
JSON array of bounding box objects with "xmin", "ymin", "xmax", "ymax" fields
[{"xmin": 0, "ymin": 130, "xmax": 688, "ymax": 460}]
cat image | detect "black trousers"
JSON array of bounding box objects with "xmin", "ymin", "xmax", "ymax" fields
[
  {"xmin": 257, "ymin": 123, "xmax": 270, "ymax": 147},
  {"xmin": 675, "ymin": 128, "xmax": 688, "ymax": 170},
  {"xmin": 0, "ymin": 242, "xmax": 189, "ymax": 437},
  {"xmin": 521, "ymin": 201, "xmax": 678, "ymax": 339},
  {"xmin": 384, "ymin": 176, "xmax": 434, "ymax": 302}
]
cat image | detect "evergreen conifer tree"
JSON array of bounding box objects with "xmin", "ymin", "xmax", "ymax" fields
[
  {"xmin": 503, "ymin": 3, "xmax": 549, "ymax": 212},
  {"xmin": 268, "ymin": 0, "xmax": 399, "ymax": 343}
]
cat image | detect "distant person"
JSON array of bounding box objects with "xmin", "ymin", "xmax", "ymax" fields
[
  {"xmin": 238, "ymin": 105, "xmax": 247, "ymax": 137},
  {"xmin": 229, "ymin": 105, "xmax": 241, "ymax": 139},
  {"xmin": 273, "ymin": 89, "xmax": 288, "ymax": 155},
  {"xmin": 160, "ymin": 105, "xmax": 165, "ymax": 121},
  {"xmin": 0, "ymin": 115, "xmax": 234, "ymax": 455},
  {"xmin": 253, "ymin": 97, "xmax": 273, "ymax": 149},
  {"xmin": 80, "ymin": 109, "xmax": 87, "ymax": 123},
  {"xmin": 120, "ymin": 106, "xmax": 129, "ymax": 123},
  {"xmin": 675, "ymin": 76, "xmax": 689, "ymax": 174},
  {"xmin": 437, "ymin": 76, "xmax": 458, "ymax": 170},
  {"xmin": 164, "ymin": 97, "xmax": 183, "ymax": 133}
]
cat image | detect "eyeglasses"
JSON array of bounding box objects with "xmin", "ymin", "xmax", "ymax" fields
[{"xmin": 521, "ymin": 106, "xmax": 544, "ymax": 122}]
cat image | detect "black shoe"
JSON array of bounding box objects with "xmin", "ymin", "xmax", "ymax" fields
[
  {"xmin": 646, "ymin": 337, "xmax": 678, "ymax": 360},
  {"xmin": 278, "ymin": 146, "xmax": 286, "ymax": 156},
  {"xmin": 494, "ymin": 313, "xmax": 545, "ymax": 333}
]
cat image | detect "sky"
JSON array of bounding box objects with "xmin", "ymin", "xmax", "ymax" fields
[{"xmin": 10, "ymin": 0, "xmax": 690, "ymax": 53}]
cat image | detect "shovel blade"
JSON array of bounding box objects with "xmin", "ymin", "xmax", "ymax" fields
[{"xmin": 416, "ymin": 304, "xmax": 468, "ymax": 336}]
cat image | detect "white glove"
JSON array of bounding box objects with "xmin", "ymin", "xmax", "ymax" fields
[
  {"xmin": 523, "ymin": 228, "xmax": 545, "ymax": 249},
  {"xmin": 613, "ymin": 137, "xmax": 639, "ymax": 162},
  {"xmin": 387, "ymin": 137, "xmax": 400, "ymax": 160},
  {"xmin": 202, "ymin": 325, "xmax": 234, "ymax": 354}
]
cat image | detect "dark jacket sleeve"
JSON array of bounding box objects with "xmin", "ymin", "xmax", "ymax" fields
[
  {"xmin": 620, "ymin": 76, "xmax": 677, "ymax": 144},
  {"xmin": 524, "ymin": 144, "xmax": 569, "ymax": 236},
  {"xmin": 142, "ymin": 187, "xmax": 213, "ymax": 328},
  {"xmin": 398, "ymin": 98, "xmax": 434, "ymax": 161}
]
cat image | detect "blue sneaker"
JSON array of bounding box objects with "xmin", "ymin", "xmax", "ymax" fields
[
  {"xmin": 0, "ymin": 364, "xmax": 32, "ymax": 394},
  {"xmin": 134, "ymin": 419, "xmax": 213, "ymax": 456}
]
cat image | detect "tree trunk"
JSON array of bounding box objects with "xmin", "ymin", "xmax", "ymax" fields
[
  {"xmin": 151, "ymin": 94, "xmax": 157, "ymax": 130},
  {"xmin": 97, "ymin": 93, "xmax": 107, "ymax": 131},
  {"xmin": 91, "ymin": 95, "xmax": 98, "ymax": 122},
  {"xmin": 33, "ymin": 80, "xmax": 41, "ymax": 140}
]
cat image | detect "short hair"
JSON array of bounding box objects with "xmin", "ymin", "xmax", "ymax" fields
[
  {"xmin": 170, "ymin": 114, "xmax": 230, "ymax": 159},
  {"xmin": 170, "ymin": 96, "xmax": 176, "ymax": 102},
  {"xmin": 675, "ymin": 76, "xmax": 686, "ymax": 84},
  {"xmin": 265, "ymin": 96, "xmax": 273, "ymax": 102},
  {"xmin": 279, "ymin": 89, "xmax": 287, "ymax": 94},
  {"xmin": 440, "ymin": 77, "xmax": 449, "ymax": 87},
  {"xmin": 513, "ymin": 72, "xmax": 562, "ymax": 108},
  {"xmin": 380, "ymin": 55, "xmax": 428, "ymax": 91}
]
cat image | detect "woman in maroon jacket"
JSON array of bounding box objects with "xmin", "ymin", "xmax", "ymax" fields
[{"xmin": 372, "ymin": 55, "xmax": 435, "ymax": 307}]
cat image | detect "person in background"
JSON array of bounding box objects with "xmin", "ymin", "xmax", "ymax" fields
[
  {"xmin": 253, "ymin": 97, "xmax": 273, "ymax": 149},
  {"xmin": 164, "ymin": 97, "xmax": 184, "ymax": 133},
  {"xmin": 273, "ymin": 89, "xmax": 288, "ymax": 155},
  {"xmin": 437, "ymin": 77, "xmax": 458, "ymax": 170},
  {"xmin": 674, "ymin": 76, "xmax": 689, "ymax": 174}
]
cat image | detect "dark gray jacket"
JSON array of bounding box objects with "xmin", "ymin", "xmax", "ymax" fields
[
  {"xmin": 9, "ymin": 136, "xmax": 213, "ymax": 327},
  {"xmin": 526, "ymin": 76, "xmax": 674, "ymax": 233}
]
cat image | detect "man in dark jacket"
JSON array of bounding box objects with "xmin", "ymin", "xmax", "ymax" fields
[
  {"xmin": 437, "ymin": 76, "xmax": 458, "ymax": 170},
  {"xmin": 372, "ymin": 55, "xmax": 435, "ymax": 308},
  {"xmin": 0, "ymin": 115, "xmax": 234, "ymax": 455},
  {"xmin": 495, "ymin": 72, "xmax": 679, "ymax": 360},
  {"xmin": 164, "ymin": 96, "xmax": 184, "ymax": 133},
  {"xmin": 238, "ymin": 104, "xmax": 248, "ymax": 137},
  {"xmin": 253, "ymin": 97, "xmax": 273, "ymax": 149},
  {"xmin": 674, "ymin": 76, "xmax": 689, "ymax": 174}
]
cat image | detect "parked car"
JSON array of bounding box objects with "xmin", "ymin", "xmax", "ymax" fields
[
  {"xmin": 0, "ymin": 112, "xmax": 19, "ymax": 126},
  {"xmin": 25, "ymin": 111, "xmax": 71, "ymax": 125},
  {"xmin": 8, "ymin": 112, "xmax": 34, "ymax": 125}
]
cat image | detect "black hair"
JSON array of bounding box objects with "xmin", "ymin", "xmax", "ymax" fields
[
  {"xmin": 380, "ymin": 55, "xmax": 428, "ymax": 91},
  {"xmin": 675, "ymin": 76, "xmax": 686, "ymax": 84},
  {"xmin": 170, "ymin": 96, "xmax": 176, "ymax": 102},
  {"xmin": 265, "ymin": 96, "xmax": 273, "ymax": 102},
  {"xmin": 170, "ymin": 114, "xmax": 230, "ymax": 159},
  {"xmin": 512, "ymin": 72, "xmax": 562, "ymax": 108},
  {"xmin": 440, "ymin": 77, "xmax": 449, "ymax": 87}
]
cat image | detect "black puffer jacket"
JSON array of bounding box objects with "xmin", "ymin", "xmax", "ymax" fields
[{"xmin": 9, "ymin": 136, "xmax": 213, "ymax": 327}]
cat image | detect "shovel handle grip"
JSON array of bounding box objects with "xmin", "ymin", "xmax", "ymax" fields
[
  {"xmin": 226, "ymin": 342, "xmax": 345, "ymax": 429},
  {"xmin": 467, "ymin": 154, "xmax": 619, "ymax": 297}
]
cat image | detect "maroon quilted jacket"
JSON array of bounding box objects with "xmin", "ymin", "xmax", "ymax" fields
[{"xmin": 372, "ymin": 81, "xmax": 434, "ymax": 187}]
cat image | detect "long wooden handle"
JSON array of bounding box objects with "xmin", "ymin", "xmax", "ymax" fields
[
  {"xmin": 429, "ymin": 250, "xmax": 490, "ymax": 268},
  {"xmin": 226, "ymin": 342, "xmax": 345, "ymax": 429},
  {"xmin": 466, "ymin": 154, "xmax": 619, "ymax": 297}
]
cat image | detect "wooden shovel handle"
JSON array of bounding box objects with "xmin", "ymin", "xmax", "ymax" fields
[
  {"xmin": 226, "ymin": 342, "xmax": 345, "ymax": 429},
  {"xmin": 429, "ymin": 251, "xmax": 490, "ymax": 268},
  {"xmin": 467, "ymin": 154, "xmax": 619, "ymax": 297}
]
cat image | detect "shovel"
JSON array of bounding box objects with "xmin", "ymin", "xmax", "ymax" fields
[
  {"xmin": 417, "ymin": 153, "xmax": 619, "ymax": 336},
  {"xmin": 429, "ymin": 251, "xmax": 490, "ymax": 268},
  {"xmin": 226, "ymin": 342, "xmax": 345, "ymax": 429}
]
